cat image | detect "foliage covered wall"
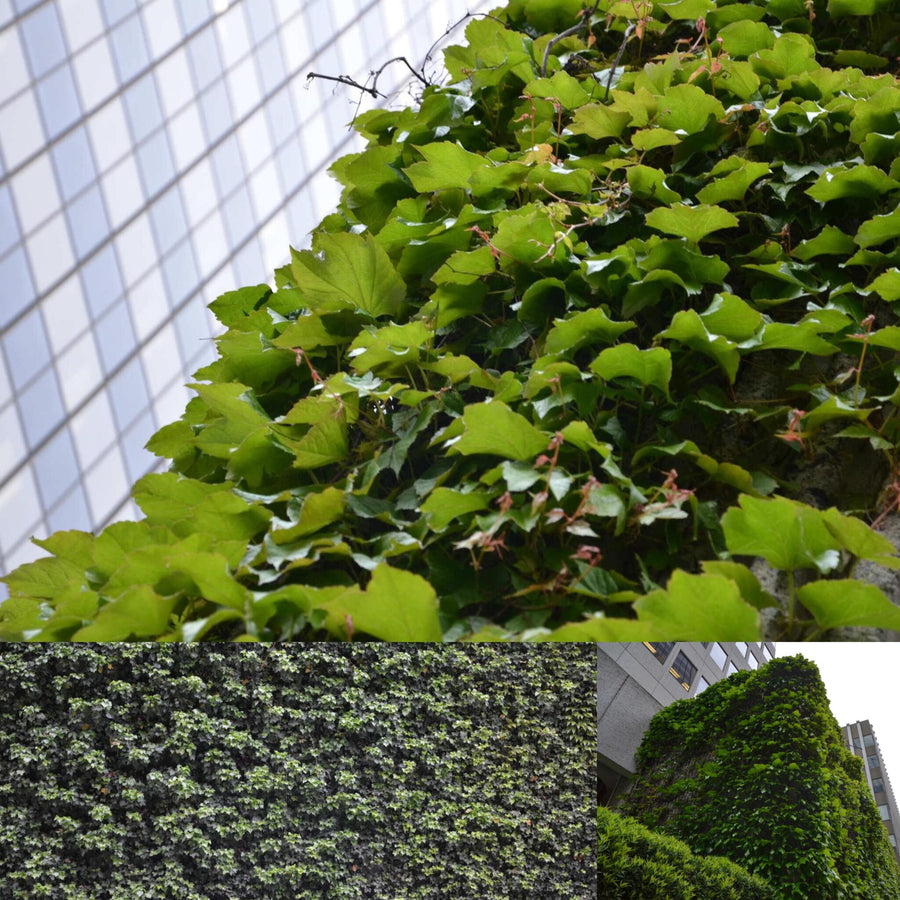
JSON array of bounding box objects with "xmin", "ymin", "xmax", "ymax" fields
[
  {"xmin": 0, "ymin": 644, "xmax": 596, "ymax": 899},
  {"xmin": 597, "ymin": 805, "xmax": 773, "ymax": 899},
  {"xmin": 620, "ymin": 655, "xmax": 900, "ymax": 899},
  {"xmin": 5, "ymin": 0, "xmax": 900, "ymax": 641}
]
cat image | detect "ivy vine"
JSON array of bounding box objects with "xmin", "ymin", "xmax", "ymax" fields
[
  {"xmin": 4, "ymin": 1, "xmax": 900, "ymax": 640},
  {"xmin": 621, "ymin": 655, "xmax": 900, "ymax": 899}
]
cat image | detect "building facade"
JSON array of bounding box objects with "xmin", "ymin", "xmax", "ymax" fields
[
  {"xmin": 843, "ymin": 720, "xmax": 900, "ymax": 865},
  {"xmin": 597, "ymin": 641, "xmax": 776, "ymax": 803},
  {"xmin": 0, "ymin": 0, "xmax": 490, "ymax": 591}
]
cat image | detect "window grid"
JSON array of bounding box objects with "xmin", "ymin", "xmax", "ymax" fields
[
  {"xmin": 0, "ymin": 0, "xmax": 493, "ymax": 581},
  {"xmin": 669, "ymin": 651, "xmax": 697, "ymax": 692}
]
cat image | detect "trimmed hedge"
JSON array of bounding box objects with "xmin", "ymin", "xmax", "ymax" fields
[
  {"xmin": 0, "ymin": 644, "xmax": 596, "ymax": 899},
  {"xmin": 598, "ymin": 806, "xmax": 773, "ymax": 900},
  {"xmin": 622, "ymin": 656, "xmax": 900, "ymax": 899}
]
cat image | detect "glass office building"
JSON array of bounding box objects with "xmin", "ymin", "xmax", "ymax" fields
[{"xmin": 0, "ymin": 0, "xmax": 491, "ymax": 589}]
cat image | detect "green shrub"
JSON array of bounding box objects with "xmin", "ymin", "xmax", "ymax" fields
[
  {"xmin": 598, "ymin": 806, "xmax": 773, "ymax": 899},
  {"xmin": 5, "ymin": 1, "xmax": 900, "ymax": 641}
]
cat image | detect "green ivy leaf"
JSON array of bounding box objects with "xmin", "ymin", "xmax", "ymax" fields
[
  {"xmin": 208, "ymin": 284, "xmax": 271, "ymax": 327},
  {"xmin": 452, "ymin": 401, "xmax": 549, "ymax": 461},
  {"xmin": 271, "ymin": 488, "xmax": 346, "ymax": 542},
  {"xmin": 421, "ymin": 488, "xmax": 491, "ymax": 531},
  {"xmin": 658, "ymin": 0, "xmax": 715, "ymax": 20},
  {"xmin": 855, "ymin": 208, "xmax": 900, "ymax": 249},
  {"xmin": 659, "ymin": 309, "xmax": 741, "ymax": 382},
  {"xmin": 699, "ymin": 293, "xmax": 763, "ymax": 341},
  {"xmin": 645, "ymin": 204, "xmax": 739, "ymax": 243},
  {"xmin": 347, "ymin": 321, "xmax": 432, "ymax": 374},
  {"xmin": 291, "ymin": 232, "xmax": 406, "ymax": 319},
  {"xmin": 820, "ymin": 507, "xmax": 900, "ymax": 565},
  {"xmin": 722, "ymin": 495, "xmax": 842, "ymax": 573},
  {"xmin": 696, "ymin": 158, "xmax": 770, "ymax": 204},
  {"xmin": 404, "ymin": 141, "xmax": 486, "ymax": 192},
  {"xmin": 133, "ymin": 474, "xmax": 271, "ymax": 542},
  {"xmin": 591, "ymin": 345, "xmax": 672, "ymax": 396},
  {"xmin": 535, "ymin": 616, "xmax": 665, "ymax": 641},
  {"xmin": 71, "ymin": 586, "xmax": 179, "ymax": 641},
  {"xmin": 318, "ymin": 564, "xmax": 443, "ymax": 641},
  {"xmin": 657, "ymin": 84, "xmax": 726, "ymax": 134},
  {"xmin": 716, "ymin": 20, "xmax": 775, "ymax": 57},
  {"xmin": 792, "ymin": 226, "xmax": 857, "ymax": 260},
  {"xmin": 568, "ymin": 104, "xmax": 633, "ymax": 139},
  {"xmin": 633, "ymin": 571, "xmax": 761, "ymax": 638},
  {"xmin": 631, "ymin": 128, "xmax": 682, "ymax": 151},
  {"xmin": 827, "ymin": 0, "xmax": 893, "ymax": 16},
  {"xmin": 865, "ymin": 268, "xmax": 900, "ymax": 301},
  {"xmin": 701, "ymin": 560, "xmax": 778, "ymax": 610},
  {"xmin": 285, "ymin": 418, "xmax": 350, "ymax": 469},
  {"xmin": 797, "ymin": 580, "xmax": 900, "ymax": 631},
  {"xmin": 806, "ymin": 165, "xmax": 900, "ymax": 202},
  {"xmin": 544, "ymin": 308, "xmax": 634, "ymax": 355},
  {"xmin": 627, "ymin": 165, "xmax": 682, "ymax": 204}
]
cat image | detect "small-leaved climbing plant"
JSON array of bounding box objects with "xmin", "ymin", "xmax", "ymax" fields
[{"xmin": 5, "ymin": 0, "xmax": 900, "ymax": 641}]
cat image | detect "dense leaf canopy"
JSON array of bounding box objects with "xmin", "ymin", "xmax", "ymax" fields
[
  {"xmin": 4, "ymin": 0, "xmax": 900, "ymax": 640},
  {"xmin": 0, "ymin": 644, "xmax": 595, "ymax": 898}
]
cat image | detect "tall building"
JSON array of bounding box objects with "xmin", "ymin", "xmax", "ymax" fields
[
  {"xmin": 597, "ymin": 641, "xmax": 775, "ymax": 803},
  {"xmin": 843, "ymin": 720, "xmax": 900, "ymax": 865},
  {"xmin": 0, "ymin": 0, "xmax": 491, "ymax": 590}
]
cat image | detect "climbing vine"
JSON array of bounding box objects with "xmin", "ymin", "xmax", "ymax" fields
[
  {"xmin": 0, "ymin": 644, "xmax": 595, "ymax": 899},
  {"xmin": 4, "ymin": 1, "xmax": 900, "ymax": 640},
  {"xmin": 621, "ymin": 656, "xmax": 900, "ymax": 899}
]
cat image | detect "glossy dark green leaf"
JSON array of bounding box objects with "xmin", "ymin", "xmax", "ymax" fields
[
  {"xmin": 855, "ymin": 208, "xmax": 900, "ymax": 248},
  {"xmin": 792, "ymin": 226, "xmax": 857, "ymax": 260}
]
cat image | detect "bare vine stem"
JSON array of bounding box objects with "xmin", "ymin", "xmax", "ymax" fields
[
  {"xmin": 540, "ymin": 0, "xmax": 603, "ymax": 77},
  {"xmin": 606, "ymin": 23, "xmax": 636, "ymax": 99}
]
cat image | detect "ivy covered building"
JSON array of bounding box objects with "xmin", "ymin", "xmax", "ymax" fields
[
  {"xmin": 597, "ymin": 641, "xmax": 774, "ymax": 804},
  {"xmin": 613, "ymin": 656, "xmax": 900, "ymax": 900}
]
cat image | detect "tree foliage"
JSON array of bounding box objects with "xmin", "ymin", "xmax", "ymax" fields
[
  {"xmin": 0, "ymin": 644, "xmax": 595, "ymax": 899},
  {"xmin": 621, "ymin": 656, "xmax": 900, "ymax": 899},
  {"xmin": 4, "ymin": 1, "xmax": 900, "ymax": 640}
]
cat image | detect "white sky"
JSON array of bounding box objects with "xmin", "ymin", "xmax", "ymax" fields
[{"xmin": 777, "ymin": 643, "xmax": 900, "ymax": 791}]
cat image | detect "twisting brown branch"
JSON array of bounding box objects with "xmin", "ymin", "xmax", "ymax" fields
[
  {"xmin": 307, "ymin": 13, "xmax": 514, "ymax": 128},
  {"xmin": 606, "ymin": 23, "xmax": 636, "ymax": 100},
  {"xmin": 308, "ymin": 54, "xmax": 431, "ymax": 100},
  {"xmin": 306, "ymin": 71, "xmax": 381, "ymax": 98},
  {"xmin": 541, "ymin": 0, "xmax": 604, "ymax": 77}
]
